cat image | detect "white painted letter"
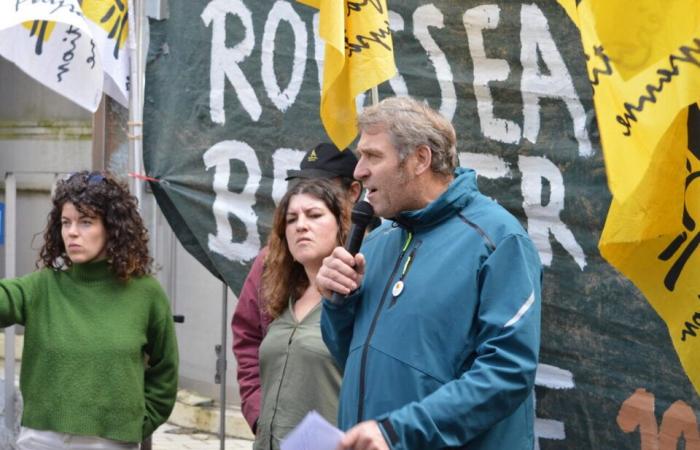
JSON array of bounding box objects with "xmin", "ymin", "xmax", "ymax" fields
[
  {"xmin": 459, "ymin": 152, "xmax": 511, "ymax": 181},
  {"xmin": 313, "ymin": 12, "xmax": 323, "ymax": 95},
  {"xmin": 519, "ymin": 155, "xmax": 586, "ymax": 269},
  {"xmin": 534, "ymin": 363, "xmax": 575, "ymax": 450},
  {"xmin": 201, "ymin": 0, "xmax": 261, "ymax": 124},
  {"xmin": 520, "ymin": 4, "xmax": 592, "ymax": 157},
  {"xmin": 386, "ymin": 11, "xmax": 409, "ymax": 98},
  {"xmin": 261, "ymin": 1, "xmax": 308, "ymax": 112},
  {"xmin": 414, "ymin": 4, "xmax": 455, "ymax": 121},
  {"xmin": 271, "ymin": 148, "xmax": 306, "ymax": 205},
  {"xmin": 203, "ymin": 140, "xmax": 261, "ymax": 262},
  {"xmin": 463, "ymin": 5, "xmax": 521, "ymax": 144}
]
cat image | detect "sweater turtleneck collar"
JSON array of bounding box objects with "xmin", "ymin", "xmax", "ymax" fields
[{"xmin": 67, "ymin": 259, "xmax": 114, "ymax": 283}]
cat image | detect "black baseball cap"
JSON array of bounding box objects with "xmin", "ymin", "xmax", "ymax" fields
[{"xmin": 285, "ymin": 143, "xmax": 358, "ymax": 180}]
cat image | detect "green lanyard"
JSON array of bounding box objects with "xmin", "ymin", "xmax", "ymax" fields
[{"xmin": 392, "ymin": 232, "xmax": 419, "ymax": 300}]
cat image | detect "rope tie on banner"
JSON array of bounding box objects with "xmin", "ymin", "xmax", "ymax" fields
[
  {"xmin": 128, "ymin": 172, "xmax": 169, "ymax": 186},
  {"xmin": 127, "ymin": 120, "xmax": 143, "ymax": 141}
]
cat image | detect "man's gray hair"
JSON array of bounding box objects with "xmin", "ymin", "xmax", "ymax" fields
[{"xmin": 357, "ymin": 96, "xmax": 458, "ymax": 176}]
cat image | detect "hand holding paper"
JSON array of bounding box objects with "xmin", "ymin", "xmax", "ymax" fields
[{"xmin": 280, "ymin": 411, "xmax": 344, "ymax": 450}]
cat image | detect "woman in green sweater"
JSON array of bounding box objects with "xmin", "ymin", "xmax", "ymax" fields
[
  {"xmin": 0, "ymin": 171, "xmax": 179, "ymax": 450},
  {"xmin": 254, "ymin": 179, "xmax": 350, "ymax": 450}
]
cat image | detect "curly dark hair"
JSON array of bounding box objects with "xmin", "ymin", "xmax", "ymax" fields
[
  {"xmin": 262, "ymin": 178, "xmax": 351, "ymax": 319},
  {"xmin": 38, "ymin": 171, "xmax": 152, "ymax": 281}
]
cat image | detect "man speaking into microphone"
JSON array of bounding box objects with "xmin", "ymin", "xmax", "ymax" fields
[{"xmin": 316, "ymin": 96, "xmax": 542, "ymax": 450}]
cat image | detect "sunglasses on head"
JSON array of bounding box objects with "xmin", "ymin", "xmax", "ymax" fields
[{"xmin": 66, "ymin": 171, "xmax": 105, "ymax": 185}]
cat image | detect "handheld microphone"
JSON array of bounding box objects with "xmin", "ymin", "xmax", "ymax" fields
[{"xmin": 330, "ymin": 200, "xmax": 375, "ymax": 304}]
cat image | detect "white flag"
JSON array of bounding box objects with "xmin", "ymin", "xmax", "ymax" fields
[
  {"xmin": 81, "ymin": 0, "xmax": 130, "ymax": 107},
  {"xmin": 0, "ymin": 0, "xmax": 130, "ymax": 112}
]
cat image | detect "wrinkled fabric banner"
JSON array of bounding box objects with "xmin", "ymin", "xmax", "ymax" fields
[{"xmin": 143, "ymin": 1, "xmax": 700, "ymax": 448}]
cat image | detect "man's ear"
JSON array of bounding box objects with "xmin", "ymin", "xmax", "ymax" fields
[
  {"xmin": 349, "ymin": 181, "xmax": 363, "ymax": 203},
  {"xmin": 413, "ymin": 144, "xmax": 432, "ymax": 175}
]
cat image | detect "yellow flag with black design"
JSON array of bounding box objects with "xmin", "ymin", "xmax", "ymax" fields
[
  {"xmin": 559, "ymin": 0, "xmax": 700, "ymax": 393},
  {"xmin": 298, "ymin": 0, "xmax": 396, "ymax": 150}
]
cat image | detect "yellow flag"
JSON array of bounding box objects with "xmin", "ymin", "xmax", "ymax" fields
[
  {"xmin": 560, "ymin": 0, "xmax": 700, "ymax": 392},
  {"xmin": 299, "ymin": 0, "xmax": 396, "ymax": 150}
]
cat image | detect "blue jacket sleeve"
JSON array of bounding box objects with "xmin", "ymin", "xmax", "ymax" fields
[
  {"xmin": 379, "ymin": 234, "xmax": 542, "ymax": 449},
  {"xmin": 321, "ymin": 290, "xmax": 361, "ymax": 371}
]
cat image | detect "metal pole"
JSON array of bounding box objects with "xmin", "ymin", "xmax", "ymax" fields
[
  {"xmin": 129, "ymin": 3, "xmax": 147, "ymax": 447},
  {"xmin": 128, "ymin": 0, "xmax": 144, "ymax": 205},
  {"xmin": 168, "ymin": 227, "xmax": 178, "ymax": 307},
  {"xmin": 135, "ymin": 0, "xmax": 145, "ymax": 203},
  {"xmin": 214, "ymin": 282, "xmax": 228, "ymax": 450},
  {"xmin": 4, "ymin": 173, "xmax": 16, "ymax": 429}
]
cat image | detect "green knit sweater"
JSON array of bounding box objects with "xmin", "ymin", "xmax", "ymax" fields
[{"xmin": 0, "ymin": 260, "xmax": 179, "ymax": 443}]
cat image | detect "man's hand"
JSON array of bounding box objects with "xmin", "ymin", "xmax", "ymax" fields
[
  {"xmin": 316, "ymin": 246, "xmax": 366, "ymax": 299},
  {"xmin": 337, "ymin": 420, "xmax": 389, "ymax": 450}
]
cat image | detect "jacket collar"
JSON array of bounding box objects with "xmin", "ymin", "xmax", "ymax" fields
[{"xmin": 393, "ymin": 167, "xmax": 478, "ymax": 231}]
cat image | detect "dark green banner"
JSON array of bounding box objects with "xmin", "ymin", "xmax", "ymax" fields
[{"xmin": 143, "ymin": 1, "xmax": 700, "ymax": 448}]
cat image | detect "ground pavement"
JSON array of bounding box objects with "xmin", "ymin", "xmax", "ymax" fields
[
  {"xmin": 0, "ymin": 374, "xmax": 254, "ymax": 450},
  {"xmin": 151, "ymin": 423, "xmax": 252, "ymax": 450}
]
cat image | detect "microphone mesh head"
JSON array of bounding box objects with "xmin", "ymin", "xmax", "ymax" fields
[{"xmin": 351, "ymin": 200, "xmax": 375, "ymax": 227}]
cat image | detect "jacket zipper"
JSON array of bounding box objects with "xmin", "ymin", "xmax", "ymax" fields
[{"xmin": 357, "ymin": 231, "xmax": 413, "ymax": 423}]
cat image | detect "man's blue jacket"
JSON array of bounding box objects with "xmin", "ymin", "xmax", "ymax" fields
[{"xmin": 322, "ymin": 168, "xmax": 542, "ymax": 449}]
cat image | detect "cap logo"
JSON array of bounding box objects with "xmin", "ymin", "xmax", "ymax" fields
[{"xmin": 307, "ymin": 150, "xmax": 318, "ymax": 162}]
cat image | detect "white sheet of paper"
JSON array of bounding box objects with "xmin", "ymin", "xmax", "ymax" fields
[{"xmin": 280, "ymin": 411, "xmax": 344, "ymax": 450}]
